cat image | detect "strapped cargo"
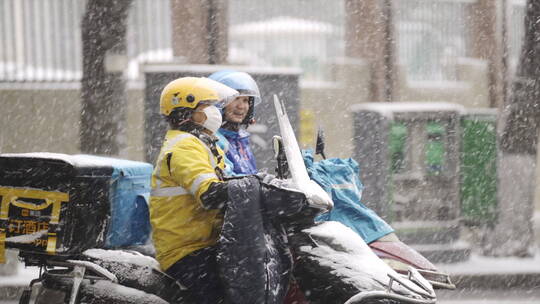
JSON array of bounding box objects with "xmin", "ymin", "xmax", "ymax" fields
[{"xmin": 0, "ymin": 153, "xmax": 153, "ymax": 263}]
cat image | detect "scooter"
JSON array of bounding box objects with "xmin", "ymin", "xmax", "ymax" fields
[
  {"xmin": 13, "ymin": 170, "xmax": 435, "ymax": 304},
  {"xmin": 9, "ymin": 97, "xmax": 437, "ymax": 304},
  {"xmin": 14, "ymin": 164, "xmax": 436, "ymax": 304}
]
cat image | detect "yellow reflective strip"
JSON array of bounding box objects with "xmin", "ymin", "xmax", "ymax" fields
[
  {"xmin": 151, "ymin": 186, "xmax": 189, "ymax": 197},
  {"xmin": 0, "ymin": 229, "xmax": 5, "ymax": 264},
  {"xmin": 1, "ymin": 193, "xmax": 8, "ymax": 263},
  {"xmin": 50, "ymin": 200, "xmax": 62, "ymax": 224},
  {"xmin": 46, "ymin": 233, "xmax": 57, "ymax": 254},
  {"xmin": 0, "ymin": 195, "xmax": 10, "ymax": 220},
  {"xmin": 190, "ymin": 173, "xmax": 217, "ymax": 195}
]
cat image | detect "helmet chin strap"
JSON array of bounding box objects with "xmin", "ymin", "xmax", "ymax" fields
[{"xmin": 177, "ymin": 118, "xmax": 191, "ymax": 127}]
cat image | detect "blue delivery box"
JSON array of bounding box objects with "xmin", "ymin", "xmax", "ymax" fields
[{"xmin": 0, "ymin": 153, "xmax": 153, "ymax": 260}]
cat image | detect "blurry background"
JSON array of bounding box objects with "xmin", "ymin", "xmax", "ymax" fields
[
  {"xmin": 0, "ymin": 0, "xmax": 539, "ymax": 271},
  {"xmin": 0, "ymin": 0, "xmax": 523, "ymax": 157}
]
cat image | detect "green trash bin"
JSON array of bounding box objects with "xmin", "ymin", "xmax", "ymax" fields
[
  {"xmin": 460, "ymin": 109, "xmax": 498, "ymax": 225},
  {"xmin": 426, "ymin": 122, "xmax": 446, "ymax": 176},
  {"xmin": 389, "ymin": 122, "xmax": 407, "ymax": 174}
]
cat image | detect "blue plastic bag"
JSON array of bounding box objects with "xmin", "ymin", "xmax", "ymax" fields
[{"xmin": 303, "ymin": 150, "xmax": 393, "ymax": 244}]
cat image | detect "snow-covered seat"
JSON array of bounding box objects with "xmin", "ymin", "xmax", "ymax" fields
[{"xmin": 80, "ymin": 249, "xmax": 188, "ymax": 303}]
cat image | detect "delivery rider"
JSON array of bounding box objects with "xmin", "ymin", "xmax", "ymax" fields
[{"xmin": 149, "ymin": 76, "xmax": 237, "ymax": 303}]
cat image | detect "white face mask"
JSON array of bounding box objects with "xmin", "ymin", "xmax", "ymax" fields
[{"xmin": 200, "ymin": 105, "xmax": 222, "ymax": 134}]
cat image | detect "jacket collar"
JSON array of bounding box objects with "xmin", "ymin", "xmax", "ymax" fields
[{"xmin": 219, "ymin": 128, "xmax": 250, "ymax": 139}]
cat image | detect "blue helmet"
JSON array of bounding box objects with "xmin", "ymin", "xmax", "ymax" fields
[{"xmin": 208, "ymin": 70, "xmax": 261, "ymax": 124}]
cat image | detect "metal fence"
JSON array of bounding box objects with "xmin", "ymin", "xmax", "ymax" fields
[
  {"xmin": 0, "ymin": 0, "xmax": 84, "ymax": 81},
  {"xmin": 0, "ymin": 0, "xmax": 172, "ymax": 82},
  {"xmin": 229, "ymin": 0, "xmax": 473, "ymax": 82},
  {"xmin": 229, "ymin": 0, "xmax": 345, "ymax": 82},
  {"xmin": 394, "ymin": 0, "xmax": 472, "ymax": 81},
  {"xmin": 0, "ymin": 0, "xmax": 528, "ymax": 83}
]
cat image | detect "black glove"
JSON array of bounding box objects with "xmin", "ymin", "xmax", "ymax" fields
[
  {"xmin": 200, "ymin": 181, "xmax": 228, "ymax": 210},
  {"xmin": 255, "ymin": 173, "xmax": 309, "ymax": 219}
]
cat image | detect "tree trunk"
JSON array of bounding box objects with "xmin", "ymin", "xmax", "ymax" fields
[
  {"xmin": 345, "ymin": 0, "xmax": 396, "ymax": 102},
  {"xmin": 488, "ymin": 0, "xmax": 540, "ymax": 257},
  {"xmin": 170, "ymin": 0, "xmax": 228, "ymax": 64},
  {"xmin": 80, "ymin": 0, "xmax": 132, "ymax": 155}
]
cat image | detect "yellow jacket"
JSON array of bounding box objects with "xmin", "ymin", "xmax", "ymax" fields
[{"xmin": 150, "ymin": 130, "xmax": 225, "ymax": 270}]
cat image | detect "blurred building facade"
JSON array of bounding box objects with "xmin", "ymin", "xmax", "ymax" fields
[
  {"xmin": 0, "ymin": 0, "xmax": 173, "ymax": 82},
  {"xmin": 0, "ymin": 0, "xmax": 529, "ymax": 159},
  {"xmin": 0, "ymin": 1, "xmax": 526, "ymax": 85}
]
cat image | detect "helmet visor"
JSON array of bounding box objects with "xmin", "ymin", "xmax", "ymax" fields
[
  {"xmin": 209, "ymin": 71, "xmax": 261, "ymax": 106},
  {"xmin": 237, "ymin": 89, "xmax": 261, "ymax": 106},
  {"xmin": 195, "ymin": 77, "xmax": 239, "ymax": 108}
]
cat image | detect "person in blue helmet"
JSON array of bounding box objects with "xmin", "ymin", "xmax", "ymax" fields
[
  {"xmin": 208, "ymin": 70, "xmax": 260, "ymax": 176},
  {"xmin": 210, "ymin": 70, "xmax": 311, "ymax": 303}
]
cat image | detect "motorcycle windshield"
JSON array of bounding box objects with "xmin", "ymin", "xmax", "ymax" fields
[{"xmin": 196, "ymin": 77, "xmax": 239, "ymax": 109}]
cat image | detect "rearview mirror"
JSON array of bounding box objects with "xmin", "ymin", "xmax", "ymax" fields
[
  {"xmin": 272, "ymin": 135, "xmax": 289, "ymax": 179},
  {"xmin": 315, "ymin": 127, "xmax": 326, "ymax": 159}
]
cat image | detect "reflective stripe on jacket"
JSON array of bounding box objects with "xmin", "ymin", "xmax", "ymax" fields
[{"xmin": 150, "ymin": 130, "xmax": 225, "ymax": 271}]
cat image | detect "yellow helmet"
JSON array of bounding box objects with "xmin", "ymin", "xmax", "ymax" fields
[{"xmin": 159, "ymin": 77, "xmax": 238, "ymax": 116}]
